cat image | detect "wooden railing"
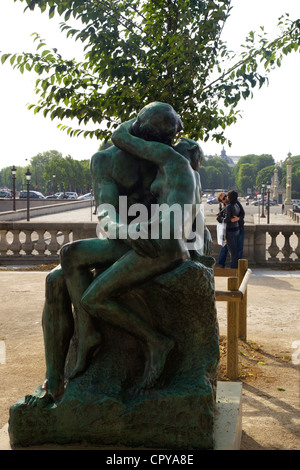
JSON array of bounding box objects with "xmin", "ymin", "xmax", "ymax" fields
[{"xmin": 214, "ymin": 259, "xmax": 252, "ymax": 380}]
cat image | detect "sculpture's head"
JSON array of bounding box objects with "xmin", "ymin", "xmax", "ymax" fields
[
  {"xmin": 132, "ymin": 102, "xmax": 183, "ymax": 146},
  {"xmin": 174, "ymin": 137, "xmax": 204, "ymax": 172}
]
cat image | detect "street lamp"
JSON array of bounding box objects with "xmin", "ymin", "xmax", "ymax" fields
[
  {"xmin": 267, "ymin": 183, "xmax": 271, "ymax": 224},
  {"xmin": 53, "ymin": 174, "xmax": 56, "ymax": 196},
  {"xmin": 261, "ymin": 184, "xmax": 266, "ymax": 218},
  {"xmin": 25, "ymin": 168, "xmax": 31, "ymax": 222},
  {"xmin": 11, "ymin": 165, "xmax": 16, "ymax": 211}
]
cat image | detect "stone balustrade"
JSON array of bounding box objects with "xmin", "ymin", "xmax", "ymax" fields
[
  {"xmin": 0, "ymin": 222, "xmax": 96, "ymax": 265},
  {"xmin": 209, "ymin": 224, "xmax": 300, "ymax": 267},
  {"xmin": 0, "ymin": 222, "xmax": 299, "ymax": 267},
  {"xmin": 288, "ymin": 208, "xmax": 300, "ymax": 224}
]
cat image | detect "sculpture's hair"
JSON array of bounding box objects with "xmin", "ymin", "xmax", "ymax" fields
[
  {"xmin": 132, "ymin": 102, "xmax": 183, "ymax": 141},
  {"xmin": 174, "ymin": 137, "xmax": 204, "ymax": 171}
]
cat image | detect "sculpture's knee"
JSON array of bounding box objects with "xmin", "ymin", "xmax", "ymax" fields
[
  {"xmin": 81, "ymin": 288, "xmax": 106, "ymax": 313},
  {"xmin": 45, "ymin": 265, "xmax": 66, "ymax": 303},
  {"xmin": 43, "ymin": 266, "xmax": 73, "ymax": 336},
  {"xmin": 60, "ymin": 241, "xmax": 83, "ymax": 274}
]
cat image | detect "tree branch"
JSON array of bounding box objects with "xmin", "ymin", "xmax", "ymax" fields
[{"xmin": 201, "ymin": 25, "xmax": 297, "ymax": 95}]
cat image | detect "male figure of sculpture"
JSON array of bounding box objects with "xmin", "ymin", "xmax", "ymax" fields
[
  {"xmin": 25, "ymin": 102, "xmax": 184, "ymax": 407},
  {"xmin": 24, "ymin": 102, "xmax": 213, "ymax": 408},
  {"xmin": 78, "ymin": 119, "xmax": 206, "ymax": 391}
]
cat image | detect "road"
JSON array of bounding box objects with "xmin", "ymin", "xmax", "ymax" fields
[
  {"xmin": 25, "ymin": 197, "xmax": 288, "ymax": 225},
  {"xmin": 203, "ymin": 198, "xmax": 288, "ymax": 225}
]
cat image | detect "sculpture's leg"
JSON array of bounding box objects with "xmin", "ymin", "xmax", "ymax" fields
[
  {"xmin": 82, "ymin": 240, "xmax": 186, "ymax": 305},
  {"xmin": 24, "ymin": 265, "xmax": 74, "ymax": 408},
  {"xmin": 60, "ymin": 238, "xmax": 130, "ymax": 379},
  {"xmin": 81, "ymin": 247, "xmax": 182, "ymax": 390}
]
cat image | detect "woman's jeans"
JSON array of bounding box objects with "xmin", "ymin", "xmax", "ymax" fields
[
  {"xmin": 218, "ymin": 228, "xmax": 244, "ymax": 268},
  {"xmin": 226, "ymin": 229, "xmax": 239, "ymax": 268},
  {"xmin": 218, "ymin": 244, "xmax": 228, "ymax": 268},
  {"xmin": 238, "ymin": 228, "xmax": 244, "ymax": 259}
]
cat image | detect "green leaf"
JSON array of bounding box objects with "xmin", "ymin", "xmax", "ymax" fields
[
  {"xmin": 1, "ymin": 54, "xmax": 11, "ymax": 64},
  {"xmin": 0, "ymin": 1, "xmax": 299, "ymax": 145},
  {"xmin": 49, "ymin": 5, "xmax": 56, "ymax": 18}
]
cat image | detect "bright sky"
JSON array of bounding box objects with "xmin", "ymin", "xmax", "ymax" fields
[{"xmin": 0, "ymin": 0, "xmax": 299, "ymax": 171}]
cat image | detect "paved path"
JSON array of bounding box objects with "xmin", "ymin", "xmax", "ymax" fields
[
  {"xmin": 28, "ymin": 204, "xmax": 98, "ymax": 223},
  {"xmin": 22, "ymin": 203, "xmax": 297, "ymax": 225}
]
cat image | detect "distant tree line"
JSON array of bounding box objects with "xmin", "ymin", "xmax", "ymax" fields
[
  {"xmin": 0, "ymin": 150, "xmax": 92, "ymax": 195},
  {"xmin": 202, "ymin": 153, "xmax": 300, "ymax": 198},
  {"xmin": 200, "ymin": 157, "xmax": 234, "ymax": 190},
  {"xmin": 233, "ymin": 154, "xmax": 300, "ymax": 198},
  {"xmin": 1, "ymin": 150, "xmax": 299, "ymax": 199}
]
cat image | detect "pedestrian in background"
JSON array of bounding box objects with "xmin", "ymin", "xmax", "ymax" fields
[
  {"xmin": 216, "ymin": 192, "xmax": 228, "ymax": 268},
  {"xmin": 223, "ymin": 190, "xmax": 242, "ymax": 268}
]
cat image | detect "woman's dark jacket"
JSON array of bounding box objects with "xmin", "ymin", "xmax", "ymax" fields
[{"xmin": 217, "ymin": 201, "xmax": 245, "ymax": 231}]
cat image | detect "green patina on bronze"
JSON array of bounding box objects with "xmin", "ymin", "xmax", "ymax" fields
[{"xmin": 9, "ymin": 102, "xmax": 219, "ymax": 450}]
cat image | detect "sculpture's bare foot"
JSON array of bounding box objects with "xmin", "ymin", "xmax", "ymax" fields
[
  {"xmin": 24, "ymin": 379, "xmax": 56, "ymax": 409},
  {"xmin": 69, "ymin": 332, "xmax": 102, "ymax": 380},
  {"xmin": 137, "ymin": 337, "xmax": 174, "ymax": 393}
]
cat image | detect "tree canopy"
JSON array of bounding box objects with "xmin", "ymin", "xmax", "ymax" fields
[
  {"xmin": 233, "ymin": 154, "xmax": 274, "ymax": 194},
  {"xmin": 2, "ymin": 0, "xmax": 300, "ymax": 145},
  {"xmin": 201, "ymin": 156, "xmax": 234, "ymax": 189}
]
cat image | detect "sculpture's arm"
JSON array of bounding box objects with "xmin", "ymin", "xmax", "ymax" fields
[
  {"xmin": 90, "ymin": 150, "xmax": 162, "ymax": 258},
  {"xmin": 90, "ymin": 150, "xmax": 129, "ymax": 240},
  {"xmin": 195, "ymin": 172, "xmax": 212, "ymax": 255},
  {"xmin": 204, "ymin": 225, "xmax": 213, "ymax": 255},
  {"xmin": 90, "ymin": 151, "xmax": 118, "ymax": 209},
  {"xmin": 111, "ymin": 119, "xmax": 184, "ymax": 167}
]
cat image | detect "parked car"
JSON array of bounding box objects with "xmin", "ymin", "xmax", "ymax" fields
[
  {"xmin": 207, "ymin": 197, "xmax": 219, "ymax": 204},
  {"xmin": 19, "ymin": 190, "xmax": 46, "ymax": 199},
  {"xmin": 78, "ymin": 193, "xmax": 93, "ymax": 200},
  {"xmin": 0, "ymin": 190, "xmax": 12, "ymax": 198},
  {"xmin": 251, "ymin": 199, "xmax": 276, "ymax": 206},
  {"xmin": 293, "ymin": 204, "xmax": 300, "ymax": 213},
  {"xmin": 63, "ymin": 192, "xmax": 78, "ymax": 199},
  {"xmin": 46, "ymin": 194, "xmax": 59, "ymax": 199}
]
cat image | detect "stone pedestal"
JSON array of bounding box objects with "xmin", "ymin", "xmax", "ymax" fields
[
  {"xmin": 9, "ymin": 259, "xmax": 220, "ymax": 450},
  {"xmin": 2, "ymin": 382, "xmax": 243, "ymax": 450}
]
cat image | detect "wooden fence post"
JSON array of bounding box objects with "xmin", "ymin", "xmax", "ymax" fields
[
  {"xmin": 238, "ymin": 259, "xmax": 248, "ymax": 340},
  {"xmin": 227, "ymin": 277, "xmax": 239, "ymax": 380}
]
